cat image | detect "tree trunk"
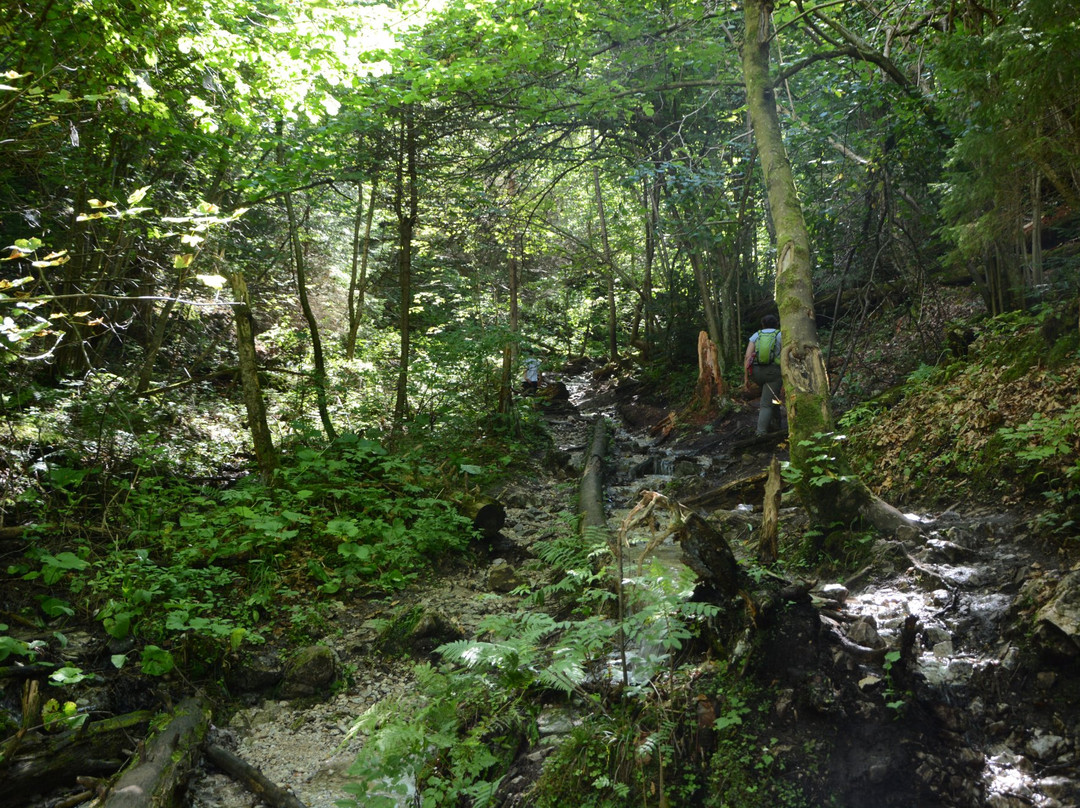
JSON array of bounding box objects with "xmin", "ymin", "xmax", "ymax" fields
[
  {"xmin": 593, "ymin": 167, "xmax": 618, "ymax": 363},
  {"xmin": 228, "ymin": 269, "xmax": 278, "ymax": 482},
  {"xmin": 498, "ymin": 233, "xmax": 521, "ymax": 415},
  {"xmin": 203, "ymin": 744, "xmax": 308, "ymax": 808},
  {"xmin": 285, "ymin": 190, "xmax": 337, "ymax": 442},
  {"xmin": 101, "ymin": 696, "xmax": 211, "ymax": 808},
  {"xmin": 392, "ymin": 106, "xmax": 418, "ymax": 439},
  {"xmin": 579, "ymin": 417, "xmax": 610, "ymax": 540},
  {"xmin": 759, "ymin": 455, "xmax": 781, "ymax": 564},
  {"xmin": 279, "ymin": 121, "xmax": 336, "ymax": 442},
  {"xmin": 742, "ymin": 0, "xmax": 915, "ymax": 539},
  {"xmin": 134, "ymin": 269, "xmax": 185, "ymax": 395},
  {"xmin": 346, "ymin": 175, "xmax": 379, "ymax": 360}
]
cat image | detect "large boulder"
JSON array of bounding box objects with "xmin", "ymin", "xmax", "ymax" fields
[
  {"xmin": 1034, "ymin": 569, "xmax": 1080, "ymax": 658},
  {"xmin": 279, "ymin": 645, "xmax": 340, "ymax": 699}
]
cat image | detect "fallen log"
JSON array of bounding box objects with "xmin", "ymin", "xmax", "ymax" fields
[
  {"xmin": 101, "ymin": 696, "xmax": 211, "ymax": 808},
  {"xmin": 579, "ymin": 417, "xmax": 610, "ymax": 539},
  {"xmin": 204, "ymin": 743, "xmax": 308, "ymax": 808},
  {"xmin": 681, "ymin": 471, "xmax": 768, "ymax": 511},
  {"xmin": 2, "ymin": 709, "xmax": 155, "ymax": 804}
]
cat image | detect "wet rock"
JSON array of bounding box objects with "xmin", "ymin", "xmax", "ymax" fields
[
  {"xmin": 376, "ymin": 604, "xmax": 465, "ymax": 657},
  {"xmin": 923, "ymin": 536, "xmax": 974, "ymax": 563},
  {"xmin": 1034, "ymin": 569, "xmax": 1080, "ymax": 657},
  {"xmin": 820, "ymin": 582, "xmax": 849, "ymax": 604},
  {"xmin": 57, "ymin": 629, "xmax": 101, "ymax": 661},
  {"xmin": 1040, "ymin": 775, "xmax": 1080, "ymax": 803},
  {"xmin": 487, "ymin": 559, "xmax": 524, "ymax": 593},
  {"xmin": 672, "ymin": 459, "xmax": 699, "ymax": 477},
  {"xmin": 226, "ymin": 650, "xmax": 285, "ymax": 694},
  {"xmin": 1025, "ymin": 730, "xmax": 1067, "ymax": 761},
  {"xmin": 537, "ymin": 707, "xmax": 580, "ymax": 742},
  {"xmin": 280, "ymin": 645, "xmax": 339, "ymax": 699},
  {"xmin": 847, "ymin": 616, "xmax": 883, "ymax": 648}
]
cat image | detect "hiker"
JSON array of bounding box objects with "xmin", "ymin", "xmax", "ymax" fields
[
  {"xmin": 523, "ymin": 356, "xmax": 542, "ymax": 396},
  {"xmin": 743, "ymin": 315, "xmax": 783, "ymax": 435}
]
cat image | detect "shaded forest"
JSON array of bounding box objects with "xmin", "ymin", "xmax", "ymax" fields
[{"xmin": 2, "ymin": 0, "xmax": 1079, "ymax": 805}]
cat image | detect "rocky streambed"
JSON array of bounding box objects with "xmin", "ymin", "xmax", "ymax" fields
[
  {"xmin": 10, "ymin": 372, "xmax": 1078, "ymax": 808},
  {"xmin": 188, "ymin": 373, "xmax": 1080, "ymax": 808}
]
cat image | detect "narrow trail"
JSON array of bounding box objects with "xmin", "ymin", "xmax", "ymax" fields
[{"xmin": 189, "ymin": 372, "xmax": 1080, "ymax": 808}]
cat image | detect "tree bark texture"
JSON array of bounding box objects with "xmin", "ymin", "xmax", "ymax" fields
[
  {"xmin": 759, "ymin": 455, "xmax": 781, "ymax": 564},
  {"xmin": 742, "ymin": 0, "xmax": 919, "ymax": 540},
  {"xmin": 392, "ymin": 106, "xmax": 418, "ymax": 437},
  {"xmin": 691, "ymin": 330, "xmax": 727, "ymax": 412},
  {"xmin": 346, "ymin": 173, "xmax": 379, "ymax": 360},
  {"xmin": 203, "ymin": 744, "xmax": 308, "ymax": 808},
  {"xmin": 228, "ymin": 269, "xmax": 278, "ymax": 482},
  {"xmin": 285, "ymin": 189, "xmax": 337, "ymax": 442},
  {"xmin": 742, "ymin": 0, "xmax": 835, "ymax": 452},
  {"xmin": 101, "ymin": 696, "xmax": 210, "ymax": 808},
  {"xmin": 579, "ymin": 417, "xmax": 610, "ymax": 539},
  {"xmin": 1, "ymin": 709, "xmax": 154, "ymax": 805},
  {"xmin": 593, "ymin": 167, "xmax": 619, "ymax": 363}
]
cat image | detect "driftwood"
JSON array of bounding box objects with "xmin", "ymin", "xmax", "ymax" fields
[
  {"xmin": 619, "ymin": 491, "xmax": 739, "ymax": 599},
  {"xmin": 204, "ymin": 744, "xmax": 308, "ymax": 808},
  {"xmin": 2, "ymin": 709, "xmax": 155, "ymax": 804},
  {"xmin": 682, "ymin": 471, "xmax": 768, "ymax": 511},
  {"xmin": 579, "ymin": 417, "xmax": 610, "ymax": 538},
  {"xmin": 758, "ymin": 456, "xmax": 782, "ymax": 564},
  {"xmin": 101, "ymin": 696, "xmax": 211, "ymax": 808}
]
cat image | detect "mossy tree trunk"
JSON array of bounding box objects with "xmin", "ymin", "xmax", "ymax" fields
[
  {"xmin": 229, "ymin": 269, "xmax": 278, "ymax": 483},
  {"xmin": 741, "ymin": 0, "xmax": 912, "ymax": 538}
]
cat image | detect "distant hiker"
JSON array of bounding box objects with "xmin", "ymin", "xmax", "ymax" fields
[
  {"xmin": 743, "ymin": 315, "xmax": 783, "ymax": 435},
  {"xmin": 523, "ymin": 356, "xmax": 542, "ymax": 396}
]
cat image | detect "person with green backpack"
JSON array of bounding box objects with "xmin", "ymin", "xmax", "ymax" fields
[{"xmin": 743, "ymin": 314, "xmax": 784, "ymax": 435}]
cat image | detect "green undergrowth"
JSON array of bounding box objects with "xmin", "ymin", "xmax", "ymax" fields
[
  {"xmin": 1, "ymin": 383, "xmax": 552, "ymax": 685},
  {"xmin": 843, "ymin": 301, "xmax": 1080, "ymax": 536},
  {"xmin": 341, "ymin": 527, "xmax": 819, "ymax": 808}
]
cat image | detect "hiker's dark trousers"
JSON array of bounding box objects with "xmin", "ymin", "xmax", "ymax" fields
[{"xmin": 752, "ymin": 363, "xmax": 783, "ymax": 435}]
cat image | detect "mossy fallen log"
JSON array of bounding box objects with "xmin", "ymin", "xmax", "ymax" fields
[
  {"xmin": 579, "ymin": 417, "xmax": 610, "ymax": 538},
  {"xmin": 101, "ymin": 695, "xmax": 211, "ymax": 808},
  {"xmin": 1, "ymin": 709, "xmax": 155, "ymax": 805}
]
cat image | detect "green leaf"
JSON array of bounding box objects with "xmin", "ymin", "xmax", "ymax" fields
[
  {"xmin": 49, "ymin": 665, "xmax": 93, "ymax": 685},
  {"xmin": 140, "ymin": 645, "xmax": 175, "ymax": 676},
  {"xmin": 126, "ymin": 186, "xmax": 151, "ymax": 206},
  {"xmin": 196, "ymin": 274, "xmax": 227, "ymax": 289}
]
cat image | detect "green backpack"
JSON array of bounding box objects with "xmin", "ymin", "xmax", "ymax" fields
[{"xmin": 754, "ymin": 329, "xmax": 780, "ymax": 365}]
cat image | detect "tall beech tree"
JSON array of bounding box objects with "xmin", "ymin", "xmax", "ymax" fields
[{"xmin": 742, "ymin": 0, "xmax": 910, "ymax": 536}]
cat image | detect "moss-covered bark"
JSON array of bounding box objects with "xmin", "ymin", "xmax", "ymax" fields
[{"xmin": 741, "ymin": 0, "xmax": 912, "ymax": 540}]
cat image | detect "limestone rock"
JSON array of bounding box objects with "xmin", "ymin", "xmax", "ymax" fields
[
  {"xmin": 280, "ymin": 645, "xmax": 339, "ymax": 699},
  {"xmin": 1034, "ymin": 569, "xmax": 1080, "ymax": 657}
]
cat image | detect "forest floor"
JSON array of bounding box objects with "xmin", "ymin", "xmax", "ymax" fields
[
  {"xmin": 185, "ymin": 363, "xmax": 1080, "ymax": 808},
  {"xmin": 5, "ymin": 336, "xmax": 1080, "ymax": 808}
]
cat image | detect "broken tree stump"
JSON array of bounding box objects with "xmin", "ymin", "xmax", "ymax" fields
[
  {"xmin": 759, "ymin": 456, "xmax": 782, "ymax": 564},
  {"xmin": 101, "ymin": 696, "xmax": 211, "ymax": 808},
  {"xmin": 456, "ymin": 494, "xmax": 507, "ymax": 540}
]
